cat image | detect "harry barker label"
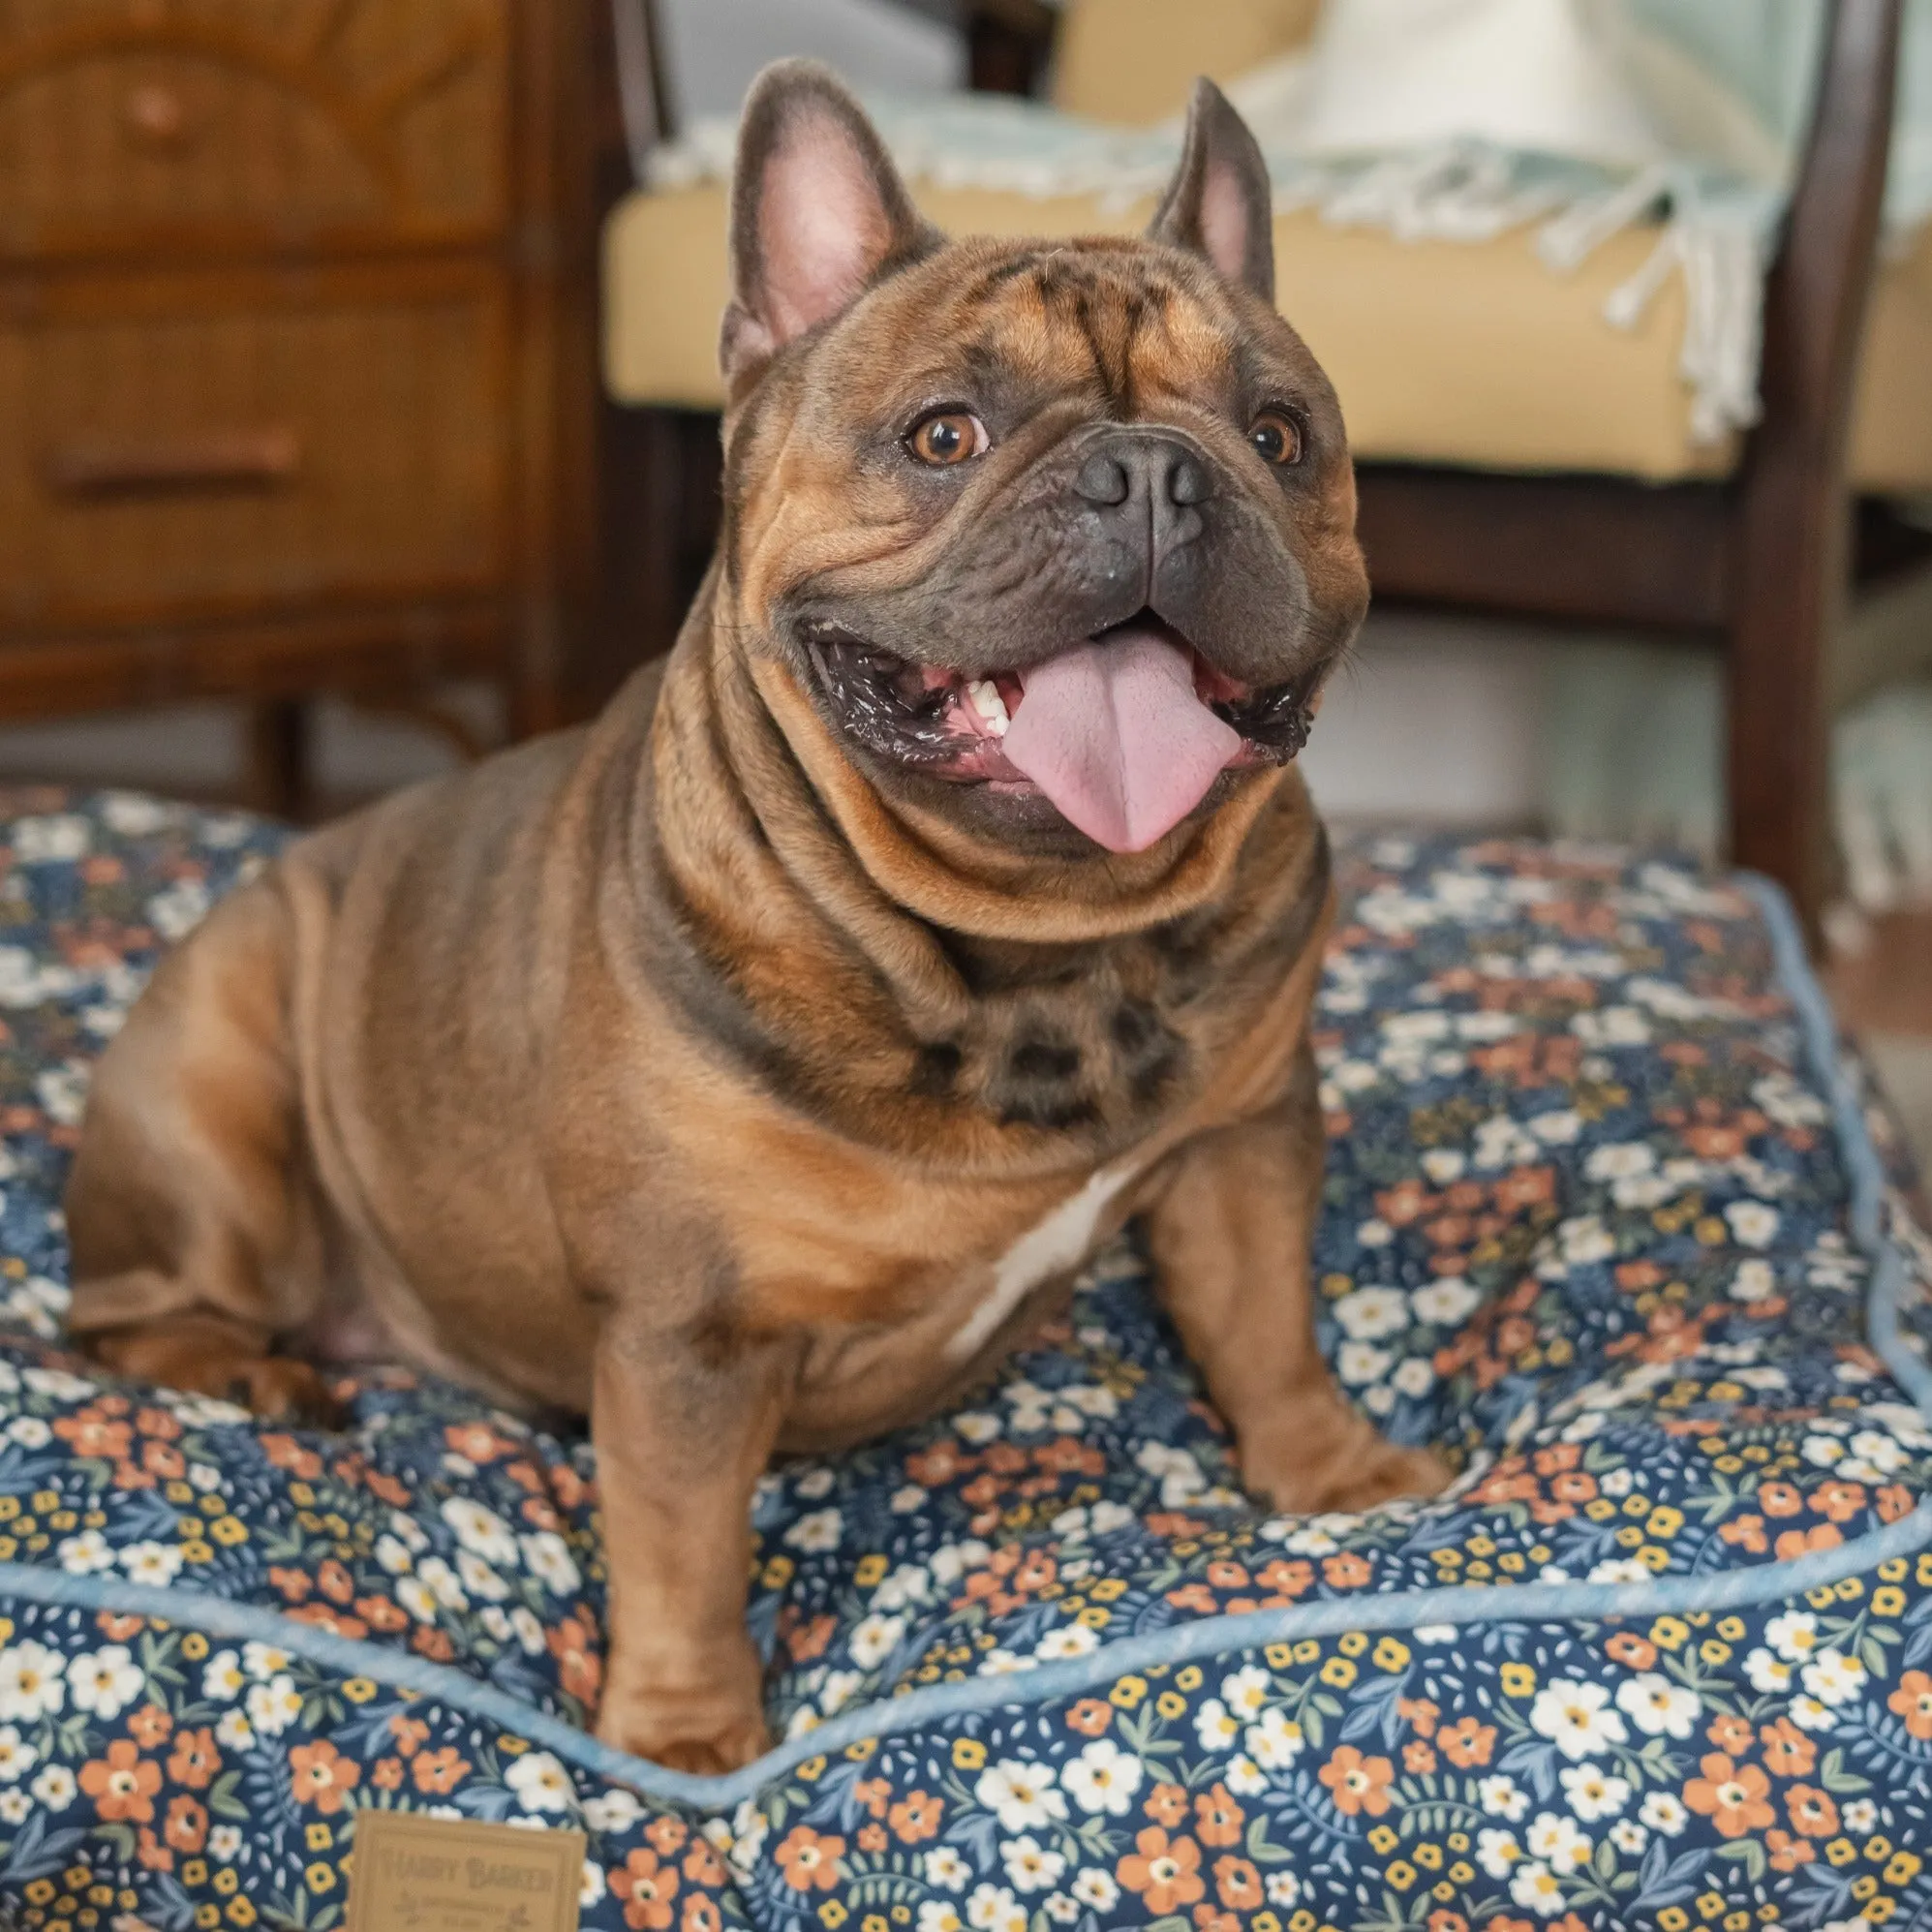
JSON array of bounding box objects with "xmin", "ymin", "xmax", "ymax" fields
[{"xmin": 347, "ymin": 1810, "xmax": 584, "ymax": 1932}]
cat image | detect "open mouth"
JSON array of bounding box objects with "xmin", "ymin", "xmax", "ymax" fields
[{"xmin": 805, "ymin": 614, "xmax": 1317, "ymax": 853}]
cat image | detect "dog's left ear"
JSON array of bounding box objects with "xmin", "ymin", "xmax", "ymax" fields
[
  {"xmin": 721, "ymin": 58, "xmax": 939, "ymax": 389},
  {"xmin": 1147, "ymin": 78, "xmax": 1274, "ymax": 304}
]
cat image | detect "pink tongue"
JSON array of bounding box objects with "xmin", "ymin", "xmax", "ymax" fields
[{"xmin": 999, "ymin": 627, "xmax": 1242, "ymax": 852}]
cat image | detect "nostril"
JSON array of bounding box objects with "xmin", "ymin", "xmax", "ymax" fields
[
  {"xmin": 1168, "ymin": 454, "xmax": 1211, "ymax": 506},
  {"xmin": 1075, "ymin": 452, "xmax": 1130, "ymax": 506}
]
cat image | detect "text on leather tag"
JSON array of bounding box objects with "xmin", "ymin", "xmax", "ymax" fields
[{"xmin": 348, "ymin": 1808, "xmax": 585, "ymax": 1932}]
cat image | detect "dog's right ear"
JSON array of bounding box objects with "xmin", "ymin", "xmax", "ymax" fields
[{"xmin": 721, "ymin": 59, "xmax": 939, "ymax": 390}]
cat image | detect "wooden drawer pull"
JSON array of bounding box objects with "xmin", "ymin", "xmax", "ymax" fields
[{"xmin": 44, "ymin": 429, "xmax": 302, "ymax": 495}]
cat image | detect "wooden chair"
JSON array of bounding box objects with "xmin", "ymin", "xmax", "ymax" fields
[{"xmin": 596, "ymin": 0, "xmax": 1918, "ymax": 938}]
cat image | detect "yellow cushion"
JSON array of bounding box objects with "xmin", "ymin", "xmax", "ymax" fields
[
  {"xmin": 601, "ymin": 182, "xmax": 1932, "ymax": 491},
  {"xmin": 1050, "ymin": 0, "xmax": 1320, "ymax": 123}
]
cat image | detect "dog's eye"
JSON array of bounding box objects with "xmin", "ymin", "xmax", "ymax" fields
[
  {"xmin": 905, "ymin": 411, "xmax": 987, "ymax": 467},
  {"xmin": 1249, "ymin": 410, "xmax": 1303, "ymax": 467}
]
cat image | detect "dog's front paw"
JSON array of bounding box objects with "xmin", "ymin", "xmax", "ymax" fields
[
  {"xmin": 596, "ymin": 1649, "xmax": 772, "ymax": 1775},
  {"xmin": 597, "ymin": 1695, "xmax": 771, "ymax": 1775},
  {"xmin": 1242, "ymin": 1406, "xmax": 1452, "ymax": 1516}
]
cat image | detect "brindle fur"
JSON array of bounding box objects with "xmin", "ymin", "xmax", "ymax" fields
[{"xmin": 63, "ymin": 64, "xmax": 1446, "ymax": 1772}]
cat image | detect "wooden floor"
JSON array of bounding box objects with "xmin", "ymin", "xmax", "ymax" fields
[{"xmin": 1827, "ymin": 908, "xmax": 1932, "ymax": 1179}]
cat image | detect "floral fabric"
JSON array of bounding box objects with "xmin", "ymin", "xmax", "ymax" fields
[{"xmin": 0, "ymin": 791, "xmax": 1927, "ymax": 1932}]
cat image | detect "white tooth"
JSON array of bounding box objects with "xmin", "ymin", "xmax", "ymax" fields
[{"xmin": 966, "ymin": 678, "xmax": 1010, "ymax": 736}]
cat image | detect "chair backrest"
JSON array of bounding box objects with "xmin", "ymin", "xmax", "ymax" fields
[{"xmin": 1051, "ymin": 0, "xmax": 1319, "ymax": 122}]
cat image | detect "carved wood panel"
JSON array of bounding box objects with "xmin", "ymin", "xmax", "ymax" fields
[{"xmin": 0, "ymin": 0, "xmax": 508, "ymax": 258}]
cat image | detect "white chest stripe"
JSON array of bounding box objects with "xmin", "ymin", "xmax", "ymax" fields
[{"xmin": 944, "ymin": 1161, "xmax": 1138, "ymax": 1363}]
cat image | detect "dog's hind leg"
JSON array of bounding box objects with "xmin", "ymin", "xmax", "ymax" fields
[{"xmin": 62, "ymin": 873, "xmax": 341, "ymax": 1426}]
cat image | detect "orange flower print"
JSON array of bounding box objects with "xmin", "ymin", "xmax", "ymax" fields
[
  {"xmin": 289, "ymin": 1740, "xmax": 361, "ymax": 1814},
  {"xmin": 1396, "ymin": 1697, "xmax": 1440, "ymax": 1736},
  {"xmin": 774, "ymin": 1826, "xmax": 844, "ymax": 1892},
  {"xmin": 1323, "ymin": 1552, "xmax": 1372, "ymax": 1588},
  {"xmin": 1760, "ymin": 1717, "xmax": 1816, "ymax": 1778},
  {"xmin": 163, "ymin": 1794, "xmax": 207, "ymax": 1855},
  {"xmin": 1890, "ymin": 1671, "xmax": 1932, "ymax": 1740},
  {"xmin": 683, "ymin": 1839, "xmax": 726, "ymax": 1888},
  {"xmin": 1145, "ymin": 1783, "xmax": 1190, "ymax": 1827},
  {"xmin": 1684, "ymin": 1754, "xmax": 1774, "ymax": 1838},
  {"xmin": 1765, "ymin": 1829, "xmax": 1814, "ymax": 1873},
  {"xmin": 1785, "ymin": 1785, "xmax": 1839, "ymax": 1839},
  {"xmin": 1194, "ymin": 1785, "xmax": 1243, "ymax": 1847},
  {"xmin": 1319, "ymin": 1746, "xmax": 1395, "ymax": 1818},
  {"xmin": 1705, "ymin": 1713, "xmax": 1753, "ymax": 1754},
  {"xmin": 646, "ymin": 1816, "xmax": 690, "ymax": 1855},
  {"xmin": 166, "ymin": 1727, "xmax": 219, "ymax": 1791},
  {"xmin": 1404, "ymin": 1740, "xmax": 1438, "ymax": 1775},
  {"xmin": 548, "ymin": 1612, "xmax": 603, "ymax": 1704},
  {"xmin": 889, "ymin": 1791, "xmax": 943, "ymax": 1843},
  {"xmin": 1439, "ymin": 1718, "xmax": 1496, "ymax": 1768},
  {"xmin": 1759, "ymin": 1482, "xmax": 1803, "ymax": 1518},
  {"xmin": 1212, "ymin": 1855, "xmax": 1263, "ymax": 1909},
  {"xmin": 681, "ymin": 1895, "xmax": 721, "ymax": 1932},
  {"xmin": 79, "ymin": 1740, "xmax": 161, "ymax": 1824},
  {"xmin": 1604, "ymin": 1633, "xmax": 1656, "ymax": 1671},
  {"xmin": 1774, "ymin": 1523, "xmax": 1842, "ymax": 1562},
  {"xmin": 389, "ymin": 1715, "xmax": 430, "ymax": 1758},
  {"xmin": 126, "ymin": 1703, "xmax": 172, "ymax": 1749},
  {"xmin": 1117, "ymin": 1827, "xmax": 1205, "ymax": 1913},
  {"xmin": 611, "ymin": 1848, "xmax": 681, "ymax": 1930},
  {"xmin": 1066, "ymin": 1699, "xmax": 1113, "ymax": 1737},
  {"xmin": 412, "ymin": 1747, "xmax": 470, "ymax": 1794}
]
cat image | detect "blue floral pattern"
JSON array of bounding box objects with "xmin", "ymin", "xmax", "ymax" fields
[{"xmin": 0, "ymin": 793, "xmax": 1926, "ymax": 1932}]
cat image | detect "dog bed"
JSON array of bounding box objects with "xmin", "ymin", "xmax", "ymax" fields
[{"xmin": 0, "ymin": 787, "xmax": 1928, "ymax": 1932}]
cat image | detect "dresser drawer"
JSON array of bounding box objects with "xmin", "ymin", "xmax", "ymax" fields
[
  {"xmin": 0, "ymin": 264, "xmax": 511, "ymax": 629},
  {"xmin": 0, "ymin": 0, "xmax": 508, "ymax": 259}
]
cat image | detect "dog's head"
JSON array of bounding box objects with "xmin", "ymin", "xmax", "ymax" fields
[{"xmin": 714, "ymin": 61, "xmax": 1366, "ymax": 862}]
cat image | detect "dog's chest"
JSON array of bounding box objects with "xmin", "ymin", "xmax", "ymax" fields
[{"xmin": 941, "ymin": 1156, "xmax": 1141, "ymax": 1363}]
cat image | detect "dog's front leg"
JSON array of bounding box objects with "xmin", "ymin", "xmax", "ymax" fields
[
  {"xmin": 591, "ymin": 1312, "xmax": 783, "ymax": 1773},
  {"xmin": 1144, "ymin": 1049, "xmax": 1450, "ymax": 1515}
]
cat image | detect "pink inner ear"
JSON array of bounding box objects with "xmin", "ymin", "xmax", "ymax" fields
[
  {"xmin": 1198, "ymin": 161, "xmax": 1251, "ymax": 286},
  {"xmin": 757, "ymin": 117, "xmax": 893, "ymax": 345}
]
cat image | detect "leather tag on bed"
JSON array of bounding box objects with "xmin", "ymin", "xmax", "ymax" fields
[{"xmin": 348, "ymin": 1809, "xmax": 585, "ymax": 1932}]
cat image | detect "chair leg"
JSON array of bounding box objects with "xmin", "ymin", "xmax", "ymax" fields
[
  {"xmin": 246, "ymin": 698, "xmax": 309, "ymax": 822},
  {"xmin": 1726, "ymin": 478, "xmax": 1847, "ymax": 946}
]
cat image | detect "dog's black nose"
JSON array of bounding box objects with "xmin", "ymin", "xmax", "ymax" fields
[
  {"xmin": 1069, "ymin": 431, "xmax": 1214, "ymax": 605},
  {"xmin": 1075, "ymin": 452, "xmax": 1130, "ymax": 505}
]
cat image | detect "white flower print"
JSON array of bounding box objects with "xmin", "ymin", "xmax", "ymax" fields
[
  {"xmin": 1413, "ymin": 1277, "xmax": 1481, "ymax": 1326},
  {"xmin": 1060, "ymin": 1737, "xmax": 1142, "ymax": 1815},
  {"xmin": 1802, "ymin": 1647, "xmax": 1867, "ymax": 1705},
  {"xmin": 918, "ymin": 1903, "xmax": 964, "ymax": 1932},
  {"xmin": 583, "ymin": 1789, "xmax": 642, "ymax": 1834},
  {"xmin": 242, "ymin": 1641, "xmax": 291, "ymax": 1681},
  {"xmin": 1559, "ymin": 1765, "xmax": 1630, "ymax": 1821},
  {"xmin": 1033, "ymin": 1624, "xmax": 1098, "ymax": 1661},
  {"xmin": 1194, "ymin": 1699, "xmax": 1240, "ymax": 1750},
  {"xmin": 1245, "ymin": 1706, "xmax": 1305, "ymax": 1769},
  {"xmin": 1265, "ymin": 1871, "xmax": 1303, "ymax": 1907},
  {"xmin": 847, "ymin": 1613, "xmax": 905, "ymax": 1671},
  {"xmin": 1529, "ymin": 1679, "xmax": 1627, "ymax": 1759},
  {"xmin": 1526, "ymin": 1813, "xmax": 1591, "ymax": 1876},
  {"xmin": 1219, "ymin": 1665, "xmax": 1270, "ymax": 1717},
  {"xmin": 1744, "ymin": 1648, "xmax": 1794, "ymax": 1694},
  {"xmin": 505, "ymin": 1751, "xmax": 576, "ymax": 1814},
  {"xmin": 1336, "ymin": 1340, "xmax": 1393, "ymax": 1386},
  {"xmin": 68, "ymin": 1644, "xmax": 143, "ymax": 1720},
  {"xmin": 519, "ymin": 1532, "xmax": 581, "ymax": 1595},
  {"xmin": 56, "ymin": 1530, "xmax": 113, "ymax": 1575},
  {"xmin": 784, "ymin": 1507, "xmax": 843, "ymax": 1552},
  {"xmin": 117, "ymin": 1540, "xmax": 183, "ymax": 1586},
  {"xmin": 1613, "ymin": 1672, "xmax": 1699, "ymax": 1738},
  {"xmin": 1333, "ymin": 1287, "xmax": 1409, "ymax": 1341},
  {"xmin": 1476, "ymin": 1826, "xmax": 1522, "ymax": 1877},
  {"xmin": 1001, "ymin": 1836, "xmax": 1065, "ymax": 1893},
  {"xmin": 1610, "ymin": 1819, "xmax": 1647, "ymax": 1855},
  {"xmin": 246, "ymin": 1674, "xmax": 302, "ymax": 1737},
  {"xmin": 924, "ymin": 1848, "xmax": 970, "ymax": 1891},
  {"xmin": 1071, "ymin": 1870, "xmax": 1119, "ymax": 1910},
  {"xmin": 1640, "ymin": 1792, "xmax": 1688, "ymax": 1835},
  {"xmin": 1479, "ymin": 1775, "xmax": 1529, "ymax": 1822},
  {"xmin": 974, "ymin": 1761, "xmax": 1066, "ymax": 1832},
  {"xmin": 0, "ymin": 1726, "xmax": 38, "ymax": 1782},
  {"xmin": 1510, "ymin": 1862, "xmax": 1566, "ymax": 1916},
  {"xmin": 0, "ymin": 1641, "xmax": 67, "ymax": 1723},
  {"xmin": 966, "ymin": 1883, "xmax": 1027, "ymax": 1932},
  {"xmin": 30, "ymin": 1763, "xmax": 76, "ymax": 1809},
  {"xmin": 439, "ymin": 1497, "xmax": 518, "ymax": 1563}
]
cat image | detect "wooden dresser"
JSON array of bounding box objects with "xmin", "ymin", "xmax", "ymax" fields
[{"xmin": 0, "ymin": 0, "xmax": 603, "ymax": 813}]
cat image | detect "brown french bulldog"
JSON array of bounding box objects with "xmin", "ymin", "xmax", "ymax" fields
[{"xmin": 62, "ymin": 61, "xmax": 1447, "ymax": 1772}]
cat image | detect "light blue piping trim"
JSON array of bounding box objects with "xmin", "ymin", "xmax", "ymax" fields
[{"xmin": 2, "ymin": 872, "xmax": 1926, "ymax": 1814}]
